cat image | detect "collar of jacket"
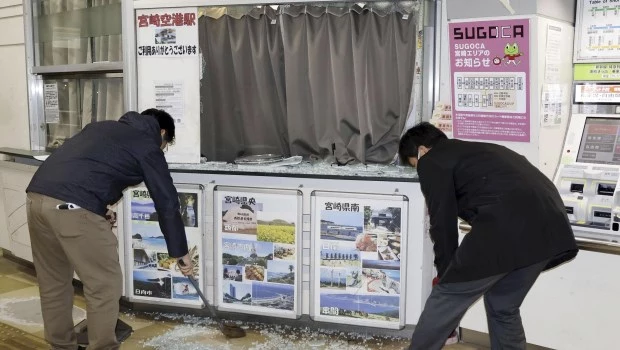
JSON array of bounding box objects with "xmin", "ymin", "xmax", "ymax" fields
[{"xmin": 118, "ymin": 111, "xmax": 162, "ymax": 147}]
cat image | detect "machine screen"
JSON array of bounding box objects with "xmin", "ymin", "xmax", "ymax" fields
[{"xmin": 577, "ymin": 118, "xmax": 620, "ymax": 165}]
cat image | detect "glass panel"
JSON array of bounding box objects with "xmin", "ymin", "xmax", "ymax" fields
[
  {"xmin": 45, "ymin": 77, "xmax": 124, "ymax": 149},
  {"xmin": 45, "ymin": 79, "xmax": 80, "ymax": 148},
  {"xmin": 33, "ymin": 0, "xmax": 123, "ymax": 66}
]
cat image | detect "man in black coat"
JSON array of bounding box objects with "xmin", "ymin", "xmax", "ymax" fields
[
  {"xmin": 26, "ymin": 109, "xmax": 194, "ymax": 350},
  {"xmin": 399, "ymin": 122, "xmax": 578, "ymax": 349}
]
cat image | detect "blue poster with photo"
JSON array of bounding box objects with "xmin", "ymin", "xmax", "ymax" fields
[
  {"xmin": 128, "ymin": 186, "xmax": 202, "ymax": 305},
  {"xmin": 314, "ymin": 195, "xmax": 405, "ymax": 327}
]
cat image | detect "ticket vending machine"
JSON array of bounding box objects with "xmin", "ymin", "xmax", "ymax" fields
[{"xmin": 554, "ymin": 82, "xmax": 620, "ymax": 242}]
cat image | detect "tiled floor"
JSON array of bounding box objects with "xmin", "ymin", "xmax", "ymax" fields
[{"xmin": 0, "ymin": 254, "xmax": 484, "ymax": 349}]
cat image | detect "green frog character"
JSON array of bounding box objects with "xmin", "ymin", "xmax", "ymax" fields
[{"xmin": 503, "ymin": 43, "xmax": 522, "ymax": 65}]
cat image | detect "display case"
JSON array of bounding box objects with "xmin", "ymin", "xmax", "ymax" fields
[
  {"xmin": 213, "ymin": 186, "xmax": 303, "ymax": 319},
  {"xmin": 123, "ymin": 184, "xmax": 205, "ymax": 308},
  {"xmin": 310, "ymin": 191, "xmax": 408, "ymax": 329}
]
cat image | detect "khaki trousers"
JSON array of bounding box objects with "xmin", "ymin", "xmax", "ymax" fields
[{"xmin": 26, "ymin": 193, "xmax": 122, "ymax": 350}]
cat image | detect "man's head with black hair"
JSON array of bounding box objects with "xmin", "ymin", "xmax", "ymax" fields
[
  {"xmin": 141, "ymin": 108, "xmax": 175, "ymax": 150},
  {"xmin": 398, "ymin": 122, "xmax": 448, "ymax": 167}
]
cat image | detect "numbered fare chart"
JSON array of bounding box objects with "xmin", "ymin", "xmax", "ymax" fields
[
  {"xmin": 454, "ymin": 73, "xmax": 526, "ymax": 113},
  {"xmin": 216, "ymin": 189, "xmax": 301, "ymax": 317},
  {"xmin": 128, "ymin": 187, "xmax": 203, "ymax": 306},
  {"xmin": 312, "ymin": 194, "xmax": 407, "ymax": 328}
]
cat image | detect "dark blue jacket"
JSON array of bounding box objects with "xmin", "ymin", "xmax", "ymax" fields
[{"xmin": 27, "ymin": 112, "xmax": 188, "ymax": 258}]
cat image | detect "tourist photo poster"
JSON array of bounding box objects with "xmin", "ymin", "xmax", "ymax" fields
[
  {"xmin": 124, "ymin": 184, "xmax": 204, "ymax": 307},
  {"xmin": 214, "ymin": 186, "xmax": 302, "ymax": 318},
  {"xmin": 311, "ymin": 191, "xmax": 408, "ymax": 329}
]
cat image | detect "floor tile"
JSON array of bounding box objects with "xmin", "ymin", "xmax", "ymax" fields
[{"xmin": 0, "ymin": 275, "xmax": 33, "ymax": 294}]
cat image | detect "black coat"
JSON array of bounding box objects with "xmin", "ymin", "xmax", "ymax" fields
[
  {"xmin": 27, "ymin": 112, "xmax": 188, "ymax": 258},
  {"xmin": 417, "ymin": 139, "xmax": 578, "ymax": 283}
]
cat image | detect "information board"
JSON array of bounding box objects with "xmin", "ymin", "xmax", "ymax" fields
[
  {"xmin": 125, "ymin": 185, "xmax": 203, "ymax": 307},
  {"xmin": 575, "ymin": 0, "xmax": 620, "ymax": 62},
  {"xmin": 311, "ymin": 192, "xmax": 408, "ymax": 329},
  {"xmin": 214, "ymin": 187, "xmax": 302, "ymax": 318},
  {"xmin": 449, "ymin": 18, "xmax": 530, "ymax": 142}
]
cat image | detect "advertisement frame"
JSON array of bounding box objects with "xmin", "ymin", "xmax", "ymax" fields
[
  {"xmin": 123, "ymin": 183, "xmax": 206, "ymax": 308},
  {"xmin": 213, "ymin": 185, "xmax": 303, "ymax": 319},
  {"xmin": 309, "ymin": 190, "xmax": 409, "ymax": 330},
  {"xmin": 574, "ymin": 0, "xmax": 620, "ymax": 63},
  {"xmin": 448, "ymin": 17, "xmax": 531, "ymax": 143},
  {"xmin": 573, "ymin": 82, "xmax": 620, "ymax": 105}
]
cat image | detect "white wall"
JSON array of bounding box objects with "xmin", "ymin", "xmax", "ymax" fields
[{"xmin": 0, "ymin": 0, "xmax": 30, "ymax": 149}]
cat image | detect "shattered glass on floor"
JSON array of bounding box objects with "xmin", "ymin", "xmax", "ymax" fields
[{"xmin": 134, "ymin": 312, "xmax": 410, "ymax": 350}]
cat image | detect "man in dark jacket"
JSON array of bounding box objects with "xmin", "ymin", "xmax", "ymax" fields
[
  {"xmin": 26, "ymin": 109, "xmax": 194, "ymax": 350},
  {"xmin": 399, "ymin": 122, "xmax": 578, "ymax": 350}
]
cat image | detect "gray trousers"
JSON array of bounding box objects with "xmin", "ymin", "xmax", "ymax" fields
[
  {"xmin": 27, "ymin": 193, "xmax": 122, "ymax": 350},
  {"xmin": 409, "ymin": 260, "xmax": 549, "ymax": 350}
]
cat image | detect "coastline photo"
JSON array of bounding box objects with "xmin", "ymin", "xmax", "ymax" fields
[
  {"xmin": 319, "ymin": 292, "xmax": 400, "ymax": 322},
  {"xmin": 133, "ymin": 270, "xmax": 172, "ymax": 299},
  {"xmin": 266, "ymin": 260, "xmax": 295, "ymax": 285},
  {"xmin": 252, "ymin": 282, "xmax": 294, "ymax": 311},
  {"xmin": 362, "ymin": 259, "xmax": 400, "ymax": 270}
]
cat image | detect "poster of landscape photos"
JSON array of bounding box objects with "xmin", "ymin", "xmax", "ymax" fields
[
  {"xmin": 126, "ymin": 186, "xmax": 203, "ymax": 307},
  {"xmin": 215, "ymin": 187, "xmax": 301, "ymax": 318},
  {"xmin": 312, "ymin": 192, "xmax": 407, "ymax": 329}
]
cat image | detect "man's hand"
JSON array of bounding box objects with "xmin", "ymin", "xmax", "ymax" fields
[
  {"xmin": 432, "ymin": 276, "xmax": 439, "ymax": 286},
  {"xmin": 177, "ymin": 254, "xmax": 194, "ymax": 277}
]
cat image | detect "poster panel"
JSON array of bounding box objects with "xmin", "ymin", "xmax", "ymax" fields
[
  {"xmin": 575, "ymin": 0, "xmax": 620, "ymax": 62},
  {"xmin": 215, "ymin": 187, "xmax": 302, "ymax": 318},
  {"xmin": 311, "ymin": 192, "xmax": 408, "ymax": 329},
  {"xmin": 449, "ymin": 18, "xmax": 530, "ymax": 142},
  {"xmin": 125, "ymin": 185, "xmax": 203, "ymax": 307}
]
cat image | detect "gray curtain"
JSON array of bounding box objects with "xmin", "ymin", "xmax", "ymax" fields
[
  {"xmin": 200, "ymin": 7, "xmax": 288, "ymax": 162},
  {"xmin": 199, "ymin": 3, "xmax": 417, "ymax": 163}
]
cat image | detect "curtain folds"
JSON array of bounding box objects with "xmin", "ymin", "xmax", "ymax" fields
[{"xmin": 199, "ymin": 2, "xmax": 418, "ymax": 163}]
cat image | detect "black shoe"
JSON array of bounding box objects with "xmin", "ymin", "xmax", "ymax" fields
[{"xmin": 78, "ymin": 346, "xmax": 86, "ymax": 350}]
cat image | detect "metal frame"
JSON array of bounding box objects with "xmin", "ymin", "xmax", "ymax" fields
[
  {"xmin": 212, "ymin": 185, "xmax": 303, "ymax": 319},
  {"xmin": 32, "ymin": 62, "xmax": 124, "ymax": 75},
  {"xmin": 573, "ymin": 0, "xmax": 620, "ymax": 63},
  {"xmin": 22, "ymin": 0, "xmax": 125, "ymax": 151},
  {"xmin": 309, "ymin": 190, "xmax": 409, "ymax": 330},
  {"xmin": 421, "ymin": 0, "xmax": 436, "ymax": 122},
  {"xmin": 122, "ymin": 183, "xmax": 206, "ymax": 309}
]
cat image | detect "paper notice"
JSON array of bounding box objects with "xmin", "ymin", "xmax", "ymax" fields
[
  {"xmin": 541, "ymin": 84, "xmax": 564, "ymax": 127},
  {"xmin": 545, "ymin": 25, "xmax": 562, "ymax": 84},
  {"xmin": 154, "ymin": 82, "xmax": 184, "ymax": 125},
  {"xmin": 44, "ymin": 83, "xmax": 60, "ymax": 124}
]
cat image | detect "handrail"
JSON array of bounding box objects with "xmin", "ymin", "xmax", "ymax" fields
[{"xmin": 457, "ymin": 222, "xmax": 620, "ymax": 256}]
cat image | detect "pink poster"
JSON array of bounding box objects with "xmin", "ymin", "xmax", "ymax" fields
[{"xmin": 449, "ymin": 19, "xmax": 530, "ymax": 142}]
